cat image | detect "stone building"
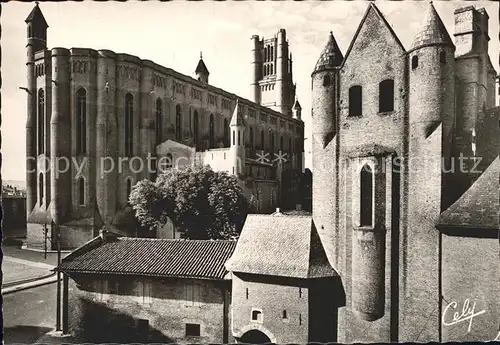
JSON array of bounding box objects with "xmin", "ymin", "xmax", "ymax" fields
[
  {"xmin": 23, "ymin": 4, "xmax": 305, "ymax": 249},
  {"xmin": 1, "ymin": 195, "xmax": 27, "ymax": 239},
  {"xmin": 57, "ymin": 231, "xmax": 236, "ymax": 344},
  {"xmin": 310, "ymin": 2, "xmax": 499, "ymax": 343}
]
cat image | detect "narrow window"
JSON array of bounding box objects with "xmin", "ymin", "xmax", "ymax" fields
[
  {"xmin": 185, "ymin": 323, "xmax": 200, "ymax": 337},
  {"xmin": 76, "ymin": 88, "xmax": 87, "ymax": 154},
  {"xmin": 411, "ymin": 55, "xmax": 418, "ymax": 70},
  {"xmin": 125, "ymin": 93, "xmax": 134, "ymax": 156},
  {"xmin": 126, "ymin": 178, "xmax": 132, "ymax": 203},
  {"xmin": 264, "ymin": 46, "xmax": 268, "ymax": 62},
  {"xmin": 270, "ymin": 132, "xmax": 275, "ymax": 155},
  {"xmin": 280, "ymin": 136, "xmax": 284, "ymax": 152},
  {"xmin": 379, "ymin": 79, "xmax": 394, "ymax": 112},
  {"xmin": 193, "ymin": 111, "xmax": 199, "ymax": 145},
  {"xmin": 270, "ymin": 64, "xmax": 273, "ymax": 75},
  {"xmin": 289, "ymin": 138, "xmax": 292, "ymax": 153},
  {"xmin": 299, "ymin": 287, "xmax": 302, "ymax": 298},
  {"xmin": 232, "ymin": 130, "xmax": 235, "ymax": 146},
  {"xmin": 439, "ymin": 51, "xmax": 446, "ymax": 64},
  {"xmin": 37, "ymin": 89, "xmax": 45, "ymax": 155},
  {"xmin": 79, "ymin": 178, "xmax": 85, "ymax": 206},
  {"xmin": 260, "ymin": 130, "xmax": 265, "ymax": 150},
  {"xmin": 238, "ymin": 130, "xmax": 241, "ymax": 146},
  {"xmin": 209, "ymin": 114, "xmax": 215, "ymax": 148},
  {"xmin": 360, "ymin": 164, "xmax": 373, "ymax": 227},
  {"xmin": 348, "ymin": 86, "xmax": 362, "ymax": 117},
  {"xmin": 249, "ymin": 127, "xmax": 254, "ymax": 148},
  {"xmin": 246, "ymin": 288, "xmax": 249, "ymax": 299},
  {"xmin": 166, "ymin": 153, "xmax": 173, "ymax": 169},
  {"xmin": 323, "ymin": 74, "xmax": 331, "ymax": 86},
  {"xmin": 155, "ymin": 98, "xmax": 163, "ymax": 145},
  {"xmin": 39, "ymin": 173, "xmax": 44, "ymax": 205},
  {"xmin": 299, "ymin": 313, "xmax": 302, "ymax": 325},
  {"xmin": 175, "ymin": 105, "xmax": 182, "ymax": 141},
  {"xmin": 282, "ymin": 310, "xmax": 288, "ymax": 319},
  {"xmin": 271, "ymin": 46, "xmax": 274, "ymax": 60},
  {"xmin": 224, "ymin": 118, "xmax": 230, "ymax": 146}
]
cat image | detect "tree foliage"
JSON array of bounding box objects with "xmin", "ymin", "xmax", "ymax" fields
[{"xmin": 129, "ymin": 165, "xmax": 249, "ymax": 240}]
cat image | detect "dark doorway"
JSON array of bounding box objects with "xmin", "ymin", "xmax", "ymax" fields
[{"xmin": 240, "ymin": 330, "xmax": 271, "ymax": 344}]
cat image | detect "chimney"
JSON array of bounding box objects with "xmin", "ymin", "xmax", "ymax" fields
[{"xmin": 295, "ymin": 204, "xmax": 302, "ymax": 211}]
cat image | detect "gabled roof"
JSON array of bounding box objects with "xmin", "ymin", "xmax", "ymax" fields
[
  {"xmin": 313, "ymin": 32, "xmax": 343, "ymax": 74},
  {"xmin": 409, "ymin": 2, "xmax": 454, "ymax": 52},
  {"xmin": 25, "ymin": 4, "xmax": 49, "ymax": 28},
  {"xmin": 342, "ymin": 2, "xmax": 405, "ymax": 68},
  {"xmin": 438, "ymin": 157, "xmax": 499, "ymax": 230},
  {"xmin": 230, "ymin": 100, "xmax": 245, "ymax": 127},
  {"xmin": 225, "ymin": 214, "xmax": 337, "ymax": 279},
  {"xmin": 57, "ymin": 233, "xmax": 237, "ymax": 280}
]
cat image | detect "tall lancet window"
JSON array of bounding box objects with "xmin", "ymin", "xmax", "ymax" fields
[
  {"xmin": 175, "ymin": 105, "xmax": 182, "ymax": 141},
  {"xmin": 125, "ymin": 93, "xmax": 134, "ymax": 156},
  {"xmin": 224, "ymin": 118, "xmax": 230, "ymax": 146},
  {"xmin": 39, "ymin": 173, "xmax": 44, "ymax": 205},
  {"xmin": 155, "ymin": 98, "xmax": 163, "ymax": 145},
  {"xmin": 360, "ymin": 164, "xmax": 373, "ymax": 227},
  {"xmin": 126, "ymin": 178, "xmax": 132, "ymax": 204},
  {"xmin": 260, "ymin": 130, "xmax": 265, "ymax": 150},
  {"xmin": 193, "ymin": 111, "xmax": 199, "ymax": 145},
  {"xmin": 37, "ymin": 89, "xmax": 45, "ymax": 155},
  {"xmin": 76, "ymin": 88, "xmax": 87, "ymax": 155},
  {"xmin": 209, "ymin": 114, "xmax": 215, "ymax": 148},
  {"xmin": 269, "ymin": 131, "xmax": 275, "ymax": 155},
  {"xmin": 249, "ymin": 127, "xmax": 254, "ymax": 148},
  {"xmin": 78, "ymin": 177, "xmax": 85, "ymax": 206}
]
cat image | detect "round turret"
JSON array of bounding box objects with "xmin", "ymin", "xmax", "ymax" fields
[
  {"xmin": 195, "ymin": 52, "xmax": 209, "ymax": 84},
  {"xmin": 230, "ymin": 101, "xmax": 246, "ymax": 176}
]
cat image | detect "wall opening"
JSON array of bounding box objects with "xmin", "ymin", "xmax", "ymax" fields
[
  {"xmin": 175, "ymin": 105, "xmax": 182, "ymax": 141},
  {"xmin": 348, "ymin": 85, "xmax": 362, "ymax": 117},
  {"xmin": 125, "ymin": 93, "xmax": 134, "ymax": 156},
  {"xmin": 156, "ymin": 98, "xmax": 163, "ymax": 145},
  {"xmin": 209, "ymin": 114, "xmax": 215, "ymax": 148},
  {"xmin": 79, "ymin": 177, "xmax": 85, "ymax": 206},
  {"xmin": 379, "ymin": 79, "xmax": 394, "ymax": 112},
  {"xmin": 411, "ymin": 55, "xmax": 418, "ymax": 70},
  {"xmin": 76, "ymin": 88, "xmax": 87, "ymax": 154},
  {"xmin": 360, "ymin": 164, "xmax": 373, "ymax": 226}
]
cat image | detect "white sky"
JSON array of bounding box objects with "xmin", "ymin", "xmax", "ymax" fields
[{"xmin": 3, "ymin": 0, "xmax": 498, "ymax": 182}]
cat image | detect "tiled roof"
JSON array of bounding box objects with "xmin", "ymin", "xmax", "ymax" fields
[
  {"xmin": 438, "ymin": 157, "xmax": 499, "ymax": 230},
  {"xmin": 313, "ymin": 32, "xmax": 343, "ymax": 73},
  {"xmin": 410, "ymin": 2, "xmax": 454, "ymax": 52},
  {"xmin": 225, "ymin": 214, "xmax": 337, "ymax": 279},
  {"xmin": 57, "ymin": 234, "xmax": 237, "ymax": 280}
]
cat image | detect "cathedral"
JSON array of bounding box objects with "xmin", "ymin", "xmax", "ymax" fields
[{"xmin": 24, "ymin": 4, "xmax": 305, "ymax": 249}]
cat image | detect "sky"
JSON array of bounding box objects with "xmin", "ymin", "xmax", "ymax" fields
[{"xmin": 2, "ymin": 0, "xmax": 499, "ymax": 182}]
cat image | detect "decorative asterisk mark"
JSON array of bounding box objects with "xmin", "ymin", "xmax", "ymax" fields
[
  {"xmin": 256, "ymin": 150, "xmax": 270, "ymax": 164},
  {"xmin": 273, "ymin": 151, "xmax": 288, "ymax": 165}
]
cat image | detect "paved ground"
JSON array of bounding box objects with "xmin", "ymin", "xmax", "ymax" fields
[
  {"xmin": 2, "ymin": 258, "xmax": 53, "ymax": 285},
  {"xmin": 2, "ymin": 245, "xmax": 65, "ymax": 267},
  {"xmin": 3, "ymin": 282, "xmax": 57, "ymax": 344}
]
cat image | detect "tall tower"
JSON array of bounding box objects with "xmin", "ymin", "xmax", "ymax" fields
[
  {"xmin": 404, "ymin": 3, "xmax": 455, "ymax": 341},
  {"xmin": 194, "ymin": 52, "xmax": 209, "ymax": 84},
  {"xmin": 311, "ymin": 31, "xmax": 343, "ymax": 268},
  {"xmin": 25, "ymin": 3, "xmax": 48, "ymax": 219},
  {"xmin": 230, "ymin": 100, "xmax": 246, "ymax": 176},
  {"xmin": 250, "ymin": 29, "xmax": 295, "ymax": 117}
]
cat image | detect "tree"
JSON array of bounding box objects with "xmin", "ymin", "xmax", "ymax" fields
[{"xmin": 129, "ymin": 165, "xmax": 249, "ymax": 240}]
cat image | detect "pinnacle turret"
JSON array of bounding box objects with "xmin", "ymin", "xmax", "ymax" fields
[
  {"xmin": 230, "ymin": 100, "xmax": 245, "ymax": 127},
  {"xmin": 25, "ymin": 2, "xmax": 48, "ymax": 28},
  {"xmin": 410, "ymin": 2, "xmax": 454, "ymax": 52},
  {"xmin": 313, "ymin": 31, "xmax": 343, "ymax": 74}
]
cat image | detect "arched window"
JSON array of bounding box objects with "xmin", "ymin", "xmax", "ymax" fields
[
  {"xmin": 76, "ymin": 88, "xmax": 87, "ymax": 154},
  {"xmin": 78, "ymin": 177, "xmax": 85, "ymax": 206},
  {"xmin": 155, "ymin": 98, "xmax": 163, "ymax": 145},
  {"xmin": 270, "ymin": 47, "xmax": 274, "ymax": 61},
  {"xmin": 166, "ymin": 153, "xmax": 173, "ymax": 169},
  {"xmin": 348, "ymin": 85, "xmax": 362, "ymax": 117},
  {"xmin": 209, "ymin": 114, "xmax": 215, "ymax": 148},
  {"xmin": 175, "ymin": 105, "xmax": 182, "ymax": 141},
  {"xmin": 37, "ymin": 89, "xmax": 45, "ymax": 155},
  {"xmin": 264, "ymin": 47, "xmax": 268, "ymax": 62},
  {"xmin": 323, "ymin": 74, "xmax": 331, "ymax": 86},
  {"xmin": 439, "ymin": 51, "xmax": 446, "ymax": 64},
  {"xmin": 261, "ymin": 130, "xmax": 265, "ymax": 150},
  {"xmin": 126, "ymin": 178, "xmax": 132, "ymax": 203},
  {"xmin": 379, "ymin": 79, "xmax": 394, "ymax": 113},
  {"xmin": 360, "ymin": 164, "xmax": 373, "ymax": 227},
  {"xmin": 224, "ymin": 118, "xmax": 230, "ymax": 146},
  {"xmin": 193, "ymin": 111, "xmax": 199, "ymax": 145},
  {"xmin": 411, "ymin": 55, "xmax": 418, "ymax": 70},
  {"xmin": 125, "ymin": 93, "xmax": 134, "ymax": 156},
  {"xmin": 39, "ymin": 173, "xmax": 44, "ymax": 205}
]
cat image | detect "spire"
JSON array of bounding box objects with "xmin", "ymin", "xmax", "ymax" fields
[
  {"xmin": 230, "ymin": 100, "xmax": 245, "ymax": 127},
  {"xmin": 25, "ymin": 2, "xmax": 48, "ymax": 28},
  {"xmin": 293, "ymin": 94, "xmax": 302, "ymax": 110},
  {"xmin": 410, "ymin": 2, "xmax": 454, "ymax": 52},
  {"xmin": 313, "ymin": 31, "xmax": 343, "ymax": 74},
  {"xmin": 195, "ymin": 52, "xmax": 209, "ymax": 75}
]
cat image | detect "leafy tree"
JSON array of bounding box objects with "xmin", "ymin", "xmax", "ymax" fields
[{"xmin": 129, "ymin": 165, "xmax": 249, "ymax": 240}]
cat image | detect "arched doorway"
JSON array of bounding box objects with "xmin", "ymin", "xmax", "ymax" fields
[{"xmin": 240, "ymin": 329, "xmax": 272, "ymax": 344}]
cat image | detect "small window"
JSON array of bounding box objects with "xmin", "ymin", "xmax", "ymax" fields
[
  {"xmin": 238, "ymin": 130, "xmax": 241, "ymax": 146},
  {"xmin": 79, "ymin": 178, "xmax": 85, "ymax": 206},
  {"xmin": 411, "ymin": 55, "xmax": 418, "ymax": 70},
  {"xmin": 246, "ymin": 288, "xmax": 249, "ymax": 299},
  {"xmin": 323, "ymin": 74, "xmax": 331, "ymax": 86},
  {"xmin": 185, "ymin": 323, "xmax": 200, "ymax": 337},
  {"xmin": 126, "ymin": 179, "xmax": 132, "ymax": 202},
  {"xmin": 299, "ymin": 287, "xmax": 302, "ymax": 298},
  {"xmin": 379, "ymin": 79, "xmax": 394, "ymax": 113},
  {"xmin": 440, "ymin": 51, "xmax": 446, "ymax": 64},
  {"xmin": 348, "ymin": 86, "xmax": 362, "ymax": 117},
  {"xmin": 251, "ymin": 310, "xmax": 262, "ymax": 321},
  {"xmin": 232, "ymin": 130, "xmax": 235, "ymax": 145},
  {"xmin": 299, "ymin": 313, "xmax": 302, "ymax": 325},
  {"xmin": 282, "ymin": 310, "xmax": 288, "ymax": 319}
]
